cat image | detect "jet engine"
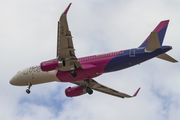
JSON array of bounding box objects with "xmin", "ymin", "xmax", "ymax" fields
[
  {"xmin": 40, "ymin": 60, "xmax": 65, "ymax": 71},
  {"xmin": 65, "ymin": 86, "xmax": 87, "ymax": 97}
]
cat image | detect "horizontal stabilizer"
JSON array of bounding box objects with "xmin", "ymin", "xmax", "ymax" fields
[
  {"xmin": 145, "ymin": 31, "xmax": 161, "ymax": 52},
  {"xmin": 157, "ymin": 53, "xmax": 178, "ymax": 63}
]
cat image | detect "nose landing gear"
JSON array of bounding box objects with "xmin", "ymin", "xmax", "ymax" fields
[{"xmin": 26, "ymin": 83, "xmax": 32, "ymax": 94}]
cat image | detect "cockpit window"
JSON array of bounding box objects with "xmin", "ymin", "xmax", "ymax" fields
[{"xmin": 17, "ymin": 71, "xmax": 20, "ymax": 73}]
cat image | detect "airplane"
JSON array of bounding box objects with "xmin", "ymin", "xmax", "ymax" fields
[{"xmin": 9, "ymin": 3, "xmax": 178, "ymax": 99}]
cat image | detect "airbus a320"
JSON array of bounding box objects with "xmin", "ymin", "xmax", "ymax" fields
[{"xmin": 10, "ymin": 3, "xmax": 178, "ymax": 98}]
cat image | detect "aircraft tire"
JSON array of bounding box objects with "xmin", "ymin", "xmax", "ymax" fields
[
  {"xmin": 70, "ymin": 70, "xmax": 77, "ymax": 77},
  {"xmin": 86, "ymin": 87, "xmax": 93, "ymax": 95},
  {"xmin": 26, "ymin": 89, "xmax": 30, "ymax": 94}
]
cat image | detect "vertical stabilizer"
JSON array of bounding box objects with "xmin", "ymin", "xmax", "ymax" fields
[{"xmin": 139, "ymin": 20, "xmax": 169, "ymax": 48}]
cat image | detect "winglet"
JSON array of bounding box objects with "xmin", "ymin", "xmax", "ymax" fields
[
  {"xmin": 133, "ymin": 88, "xmax": 141, "ymax": 97},
  {"xmin": 63, "ymin": 3, "xmax": 72, "ymax": 14}
]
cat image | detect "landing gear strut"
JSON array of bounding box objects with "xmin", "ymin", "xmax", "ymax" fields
[
  {"xmin": 70, "ymin": 70, "xmax": 77, "ymax": 77},
  {"xmin": 86, "ymin": 87, "xmax": 93, "ymax": 95},
  {"xmin": 26, "ymin": 83, "xmax": 32, "ymax": 94}
]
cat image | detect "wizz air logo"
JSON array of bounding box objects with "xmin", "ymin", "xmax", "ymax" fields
[{"xmin": 29, "ymin": 66, "xmax": 41, "ymax": 73}]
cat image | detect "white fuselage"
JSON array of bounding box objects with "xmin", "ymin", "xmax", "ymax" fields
[{"xmin": 10, "ymin": 66, "xmax": 59, "ymax": 86}]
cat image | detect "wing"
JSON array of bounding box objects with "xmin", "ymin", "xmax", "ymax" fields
[
  {"xmin": 57, "ymin": 3, "xmax": 83, "ymax": 71},
  {"xmin": 71, "ymin": 79, "xmax": 140, "ymax": 98}
]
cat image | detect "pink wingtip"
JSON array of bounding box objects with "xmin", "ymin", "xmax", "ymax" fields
[
  {"xmin": 133, "ymin": 88, "xmax": 141, "ymax": 97},
  {"xmin": 63, "ymin": 3, "xmax": 72, "ymax": 14}
]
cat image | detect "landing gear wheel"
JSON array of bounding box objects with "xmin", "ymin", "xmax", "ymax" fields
[
  {"xmin": 70, "ymin": 70, "xmax": 77, "ymax": 77},
  {"xmin": 26, "ymin": 83, "xmax": 32, "ymax": 94},
  {"xmin": 86, "ymin": 87, "xmax": 93, "ymax": 95},
  {"xmin": 26, "ymin": 89, "xmax": 30, "ymax": 94}
]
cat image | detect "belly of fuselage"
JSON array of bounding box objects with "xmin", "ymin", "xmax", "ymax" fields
[{"xmin": 56, "ymin": 64, "xmax": 100, "ymax": 82}]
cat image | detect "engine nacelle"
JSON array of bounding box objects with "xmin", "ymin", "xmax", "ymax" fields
[
  {"xmin": 65, "ymin": 86, "xmax": 87, "ymax": 97},
  {"xmin": 40, "ymin": 60, "xmax": 65, "ymax": 71}
]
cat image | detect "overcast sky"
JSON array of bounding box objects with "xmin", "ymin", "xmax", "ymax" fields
[{"xmin": 1, "ymin": 0, "xmax": 180, "ymax": 120}]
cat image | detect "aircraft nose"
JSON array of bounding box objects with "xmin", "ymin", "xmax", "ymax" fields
[
  {"xmin": 9, "ymin": 76, "xmax": 19, "ymax": 85},
  {"xmin": 9, "ymin": 77, "xmax": 15, "ymax": 85}
]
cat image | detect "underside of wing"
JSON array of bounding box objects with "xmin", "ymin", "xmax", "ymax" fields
[
  {"xmin": 71, "ymin": 79, "xmax": 140, "ymax": 98},
  {"xmin": 57, "ymin": 3, "xmax": 82, "ymax": 71}
]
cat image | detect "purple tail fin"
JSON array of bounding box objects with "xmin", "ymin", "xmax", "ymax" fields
[{"xmin": 139, "ymin": 20, "xmax": 169, "ymax": 48}]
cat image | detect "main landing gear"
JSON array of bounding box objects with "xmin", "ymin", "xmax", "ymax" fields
[
  {"xmin": 26, "ymin": 83, "xmax": 32, "ymax": 94},
  {"xmin": 84, "ymin": 79, "xmax": 93, "ymax": 95},
  {"xmin": 70, "ymin": 70, "xmax": 77, "ymax": 77},
  {"xmin": 86, "ymin": 87, "xmax": 93, "ymax": 95}
]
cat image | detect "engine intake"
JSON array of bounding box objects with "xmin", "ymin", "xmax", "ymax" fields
[
  {"xmin": 65, "ymin": 86, "xmax": 86, "ymax": 97},
  {"xmin": 40, "ymin": 60, "xmax": 65, "ymax": 71}
]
